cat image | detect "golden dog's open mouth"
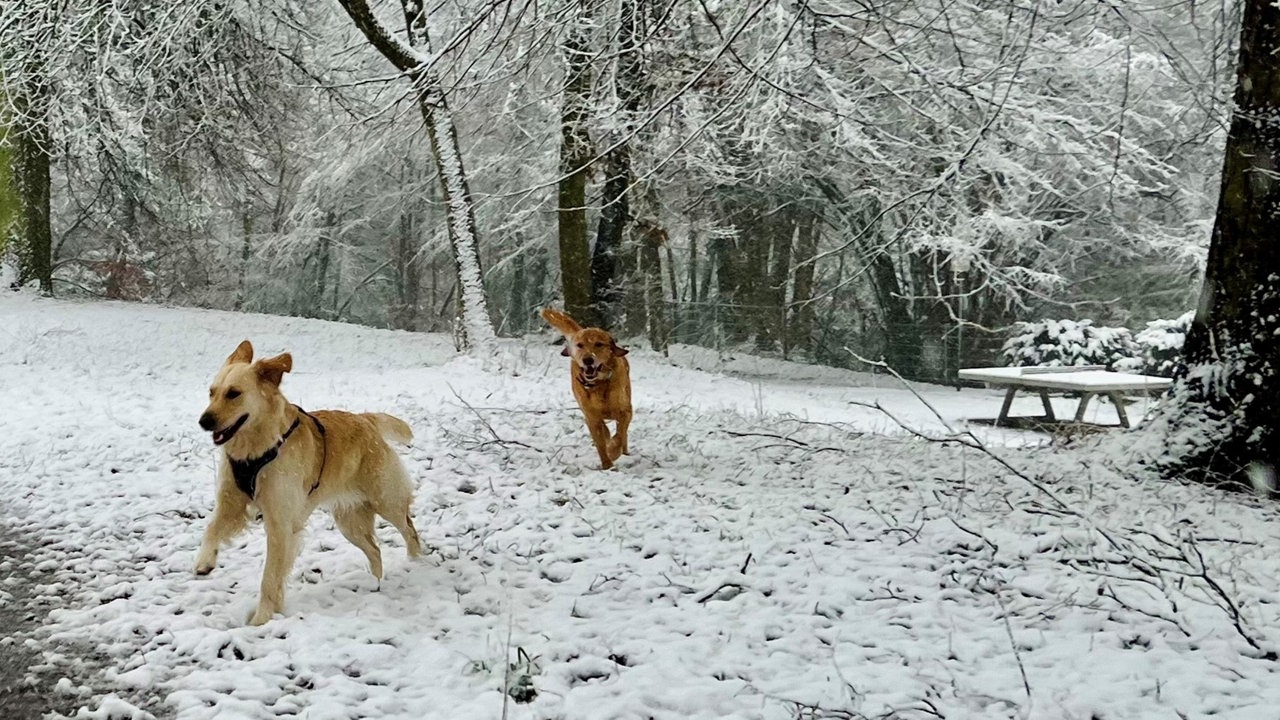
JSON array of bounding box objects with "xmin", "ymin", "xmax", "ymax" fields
[{"xmin": 212, "ymin": 414, "xmax": 249, "ymax": 446}]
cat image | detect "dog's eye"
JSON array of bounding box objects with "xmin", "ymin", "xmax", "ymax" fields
[
  {"xmin": 595, "ymin": 342, "xmax": 604, "ymax": 348},
  {"xmin": 576, "ymin": 343, "xmax": 584, "ymax": 348},
  {"xmin": 226, "ymin": 389, "xmax": 241, "ymax": 400}
]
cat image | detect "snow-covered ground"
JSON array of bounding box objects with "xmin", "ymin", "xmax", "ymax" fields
[{"xmin": 2, "ymin": 293, "xmax": 1279, "ymax": 720}]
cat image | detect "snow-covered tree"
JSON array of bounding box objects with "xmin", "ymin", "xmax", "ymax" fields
[
  {"xmin": 1161, "ymin": 0, "xmax": 1280, "ymax": 489},
  {"xmin": 334, "ymin": 0, "xmax": 496, "ymax": 349}
]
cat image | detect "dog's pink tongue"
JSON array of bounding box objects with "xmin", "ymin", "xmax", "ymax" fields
[{"xmin": 213, "ymin": 430, "xmax": 225, "ymax": 444}]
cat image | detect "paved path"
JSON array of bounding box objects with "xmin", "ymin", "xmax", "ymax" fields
[{"xmin": 1, "ymin": 523, "xmax": 88, "ymax": 719}]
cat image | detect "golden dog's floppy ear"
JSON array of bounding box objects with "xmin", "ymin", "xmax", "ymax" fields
[
  {"xmin": 226, "ymin": 340, "xmax": 254, "ymax": 366},
  {"xmin": 255, "ymin": 352, "xmax": 293, "ymax": 386},
  {"xmin": 611, "ymin": 340, "xmax": 628, "ymax": 357}
]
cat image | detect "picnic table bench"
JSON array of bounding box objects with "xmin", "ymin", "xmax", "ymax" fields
[{"xmin": 957, "ymin": 366, "xmax": 1173, "ymax": 428}]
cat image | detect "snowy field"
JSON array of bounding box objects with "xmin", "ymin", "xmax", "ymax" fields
[{"xmin": 2, "ymin": 293, "xmax": 1280, "ymax": 720}]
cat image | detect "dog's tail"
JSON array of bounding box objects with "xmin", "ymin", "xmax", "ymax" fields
[
  {"xmin": 367, "ymin": 413, "xmax": 413, "ymax": 445},
  {"xmin": 540, "ymin": 307, "xmax": 583, "ymax": 336}
]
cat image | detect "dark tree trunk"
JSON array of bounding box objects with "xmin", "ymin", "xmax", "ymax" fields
[
  {"xmin": 393, "ymin": 209, "xmax": 421, "ymax": 330},
  {"xmin": 590, "ymin": 0, "xmax": 644, "ymax": 329},
  {"xmin": 762, "ymin": 210, "xmax": 794, "ymax": 353},
  {"xmin": 743, "ymin": 214, "xmax": 771, "ymax": 347},
  {"xmin": 11, "ymin": 80, "xmax": 52, "ymax": 295},
  {"xmin": 1166, "ymin": 0, "xmax": 1280, "ymax": 488},
  {"xmin": 712, "ymin": 230, "xmax": 740, "ymax": 341},
  {"xmin": 636, "ymin": 219, "xmax": 670, "ymax": 354},
  {"xmin": 557, "ymin": 1, "xmax": 596, "ymax": 326},
  {"xmin": 687, "ymin": 222, "xmax": 699, "ymax": 304},
  {"xmin": 591, "ymin": 152, "xmax": 627, "ymax": 327},
  {"xmin": 234, "ymin": 211, "xmax": 253, "ymax": 311},
  {"xmin": 788, "ymin": 209, "xmax": 820, "ymax": 357},
  {"xmin": 507, "ymin": 240, "xmax": 528, "ymax": 335},
  {"xmin": 815, "ymin": 181, "xmax": 922, "ymax": 378}
]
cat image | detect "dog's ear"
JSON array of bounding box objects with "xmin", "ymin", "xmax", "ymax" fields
[
  {"xmin": 561, "ymin": 344, "xmax": 572, "ymax": 357},
  {"xmin": 611, "ymin": 341, "xmax": 628, "ymax": 357},
  {"xmin": 255, "ymin": 352, "xmax": 293, "ymax": 386},
  {"xmin": 226, "ymin": 340, "xmax": 254, "ymax": 366}
]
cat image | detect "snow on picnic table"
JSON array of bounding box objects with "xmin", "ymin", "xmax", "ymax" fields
[{"xmin": 1, "ymin": 293, "xmax": 1279, "ymax": 720}]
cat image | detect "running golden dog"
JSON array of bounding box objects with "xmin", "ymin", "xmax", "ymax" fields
[
  {"xmin": 194, "ymin": 340, "xmax": 422, "ymax": 625},
  {"xmin": 541, "ymin": 308, "xmax": 632, "ymax": 470}
]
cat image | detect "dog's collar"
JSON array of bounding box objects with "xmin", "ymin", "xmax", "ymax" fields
[
  {"xmin": 228, "ymin": 406, "xmax": 326, "ymax": 499},
  {"xmin": 576, "ymin": 368, "xmax": 613, "ymax": 389}
]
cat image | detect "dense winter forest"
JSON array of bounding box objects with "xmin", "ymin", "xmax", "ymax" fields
[{"xmin": 2, "ymin": 0, "xmax": 1232, "ymax": 381}]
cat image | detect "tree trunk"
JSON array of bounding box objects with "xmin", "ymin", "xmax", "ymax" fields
[
  {"xmin": 528, "ymin": 246, "xmax": 549, "ymax": 318},
  {"xmin": 590, "ymin": 0, "xmax": 644, "ymax": 330},
  {"xmin": 743, "ymin": 214, "xmax": 771, "ymax": 348},
  {"xmin": 234, "ymin": 211, "xmax": 253, "ymax": 311},
  {"xmin": 788, "ymin": 209, "xmax": 819, "ymax": 357},
  {"xmin": 393, "ymin": 208, "xmax": 421, "ymax": 330},
  {"xmin": 636, "ymin": 219, "xmax": 670, "ymax": 354},
  {"xmin": 507, "ymin": 240, "xmax": 527, "ymax": 335},
  {"xmin": 712, "ymin": 231, "xmax": 737, "ymax": 341},
  {"xmin": 557, "ymin": 0, "xmax": 596, "ymax": 326},
  {"xmin": 814, "ymin": 181, "xmax": 922, "ymax": 378},
  {"xmin": 1165, "ymin": 0, "xmax": 1280, "ymax": 488},
  {"xmin": 591, "ymin": 150, "xmax": 627, "ymax": 328},
  {"xmin": 687, "ymin": 221, "xmax": 699, "ymax": 304},
  {"xmin": 0, "ymin": 104, "xmax": 15, "ymax": 263},
  {"xmin": 337, "ymin": 0, "xmax": 495, "ymax": 349},
  {"xmin": 10, "ymin": 78, "xmax": 52, "ymax": 294},
  {"xmin": 763, "ymin": 210, "xmax": 794, "ymax": 354}
]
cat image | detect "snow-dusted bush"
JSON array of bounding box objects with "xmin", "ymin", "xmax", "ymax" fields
[
  {"xmin": 1001, "ymin": 319, "xmax": 1137, "ymax": 369},
  {"xmin": 1115, "ymin": 311, "xmax": 1193, "ymax": 378}
]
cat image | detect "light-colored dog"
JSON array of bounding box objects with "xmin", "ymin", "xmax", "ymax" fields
[
  {"xmin": 195, "ymin": 340, "xmax": 422, "ymax": 625},
  {"xmin": 541, "ymin": 308, "xmax": 632, "ymax": 470}
]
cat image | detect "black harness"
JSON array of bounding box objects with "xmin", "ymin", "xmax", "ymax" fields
[{"xmin": 229, "ymin": 406, "xmax": 327, "ymax": 500}]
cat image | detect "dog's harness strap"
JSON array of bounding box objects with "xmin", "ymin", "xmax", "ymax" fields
[
  {"xmin": 229, "ymin": 417, "xmax": 301, "ymax": 499},
  {"xmin": 293, "ymin": 405, "xmax": 327, "ymax": 496}
]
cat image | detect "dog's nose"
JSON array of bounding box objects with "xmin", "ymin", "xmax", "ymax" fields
[
  {"xmin": 199, "ymin": 412, "xmax": 216, "ymax": 431},
  {"xmin": 583, "ymin": 356, "xmax": 596, "ymax": 366}
]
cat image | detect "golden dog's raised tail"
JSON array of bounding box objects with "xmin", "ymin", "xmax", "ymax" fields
[
  {"xmin": 541, "ymin": 307, "xmax": 582, "ymax": 336},
  {"xmin": 367, "ymin": 413, "xmax": 413, "ymax": 444}
]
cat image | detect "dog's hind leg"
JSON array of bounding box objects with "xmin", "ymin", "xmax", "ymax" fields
[
  {"xmin": 334, "ymin": 504, "xmax": 384, "ymax": 580},
  {"xmin": 380, "ymin": 508, "xmax": 423, "ymax": 559},
  {"xmin": 608, "ymin": 409, "xmax": 632, "ymax": 462},
  {"xmin": 194, "ymin": 483, "xmax": 250, "ymax": 576},
  {"xmin": 375, "ymin": 461, "xmax": 423, "ymax": 558}
]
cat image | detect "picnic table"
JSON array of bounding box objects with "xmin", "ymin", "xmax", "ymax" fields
[{"xmin": 957, "ymin": 366, "xmax": 1173, "ymax": 428}]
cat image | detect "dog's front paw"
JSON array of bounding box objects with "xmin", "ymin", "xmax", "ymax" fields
[
  {"xmin": 193, "ymin": 547, "xmax": 218, "ymax": 576},
  {"xmin": 247, "ymin": 605, "xmax": 277, "ymax": 626}
]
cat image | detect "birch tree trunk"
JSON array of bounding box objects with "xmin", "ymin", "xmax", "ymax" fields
[
  {"xmin": 336, "ymin": 0, "xmax": 495, "ymax": 349},
  {"xmin": 1163, "ymin": 0, "xmax": 1280, "ymax": 489}
]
